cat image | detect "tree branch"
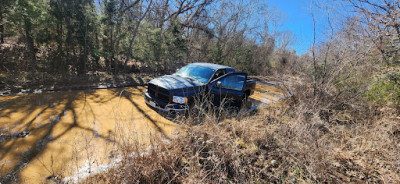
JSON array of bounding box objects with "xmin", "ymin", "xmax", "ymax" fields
[{"xmin": 122, "ymin": 0, "xmax": 141, "ymax": 13}]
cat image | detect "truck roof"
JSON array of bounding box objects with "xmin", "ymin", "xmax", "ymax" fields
[{"xmin": 190, "ymin": 62, "xmax": 235, "ymax": 71}]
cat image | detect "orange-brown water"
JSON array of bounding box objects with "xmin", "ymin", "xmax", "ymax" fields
[{"xmin": 0, "ymin": 84, "xmax": 284, "ymax": 183}]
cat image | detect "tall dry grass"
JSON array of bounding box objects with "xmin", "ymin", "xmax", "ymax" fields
[
  {"xmin": 10, "ymin": 94, "xmax": 396, "ymax": 183},
  {"xmin": 86, "ymin": 75, "xmax": 399, "ymax": 183}
]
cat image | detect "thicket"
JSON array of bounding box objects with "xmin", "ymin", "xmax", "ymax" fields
[{"xmin": 0, "ymin": 0, "xmax": 290, "ymax": 77}]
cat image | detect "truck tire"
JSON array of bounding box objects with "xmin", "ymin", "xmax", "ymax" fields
[{"xmin": 244, "ymin": 90, "xmax": 251, "ymax": 102}]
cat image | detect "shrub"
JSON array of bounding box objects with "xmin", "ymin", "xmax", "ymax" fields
[{"xmin": 364, "ymin": 73, "xmax": 400, "ymax": 108}]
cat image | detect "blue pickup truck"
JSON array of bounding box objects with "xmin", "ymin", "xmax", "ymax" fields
[{"xmin": 144, "ymin": 63, "xmax": 256, "ymax": 114}]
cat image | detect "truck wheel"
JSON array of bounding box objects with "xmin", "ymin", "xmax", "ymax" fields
[{"xmin": 243, "ymin": 90, "xmax": 251, "ymax": 102}]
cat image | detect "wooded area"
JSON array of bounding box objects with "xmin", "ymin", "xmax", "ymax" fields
[
  {"xmin": 0, "ymin": 0, "xmax": 294, "ymax": 76},
  {"xmin": 0, "ymin": 0, "xmax": 399, "ymax": 104}
]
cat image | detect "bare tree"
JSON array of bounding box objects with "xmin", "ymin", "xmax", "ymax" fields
[
  {"xmin": 348, "ymin": 0, "xmax": 400, "ymax": 64},
  {"xmin": 122, "ymin": 0, "xmax": 213, "ymax": 73},
  {"xmin": 123, "ymin": 0, "xmax": 153, "ymax": 73}
]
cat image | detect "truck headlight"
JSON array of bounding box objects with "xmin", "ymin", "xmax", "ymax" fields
[{"xmin": 173, "ymin": 96, "xmax": 188, "ymax": 104}]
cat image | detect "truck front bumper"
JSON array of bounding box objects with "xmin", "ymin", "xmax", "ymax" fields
[{"xmin": 144, "ymin": 91, "xmax": 187, "ymax": 115}]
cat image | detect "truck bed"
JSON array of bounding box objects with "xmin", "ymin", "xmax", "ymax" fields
[{"xmin": 245, "ymin": 78, "xmax": 256, "ymax": 96}]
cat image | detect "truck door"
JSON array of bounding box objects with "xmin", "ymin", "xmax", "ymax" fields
[{"xmin": 208, "ymin": 72, "xmax": 247, "ymax": 106}]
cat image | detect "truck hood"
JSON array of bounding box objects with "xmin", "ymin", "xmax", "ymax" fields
[{"xmin": 148, "ymin": 75, "xmax": 205, "ymax": 91}]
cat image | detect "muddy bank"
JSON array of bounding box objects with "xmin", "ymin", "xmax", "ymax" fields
[
  {"xmin": 0, "ymin": 75, "xmax": 282, "ymax": 96},
  {"xmin": 0, "ymin": 73, "xmax": 157, "ymax": 96}
]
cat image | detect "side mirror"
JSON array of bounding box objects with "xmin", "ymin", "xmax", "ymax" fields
[{"xmin": 216, "ymin": 81, "xmax": 222, "ymax": 88}]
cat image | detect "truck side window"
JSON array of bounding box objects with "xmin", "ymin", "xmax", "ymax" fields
[
  {"xmin": 212, "ymin": 69, "xmax": 226, "ymax": 81},
  {"xmin": 219, "ymin": 74, "xmax": 246, "ymax": 91}
]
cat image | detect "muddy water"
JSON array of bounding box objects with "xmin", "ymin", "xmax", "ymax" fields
[
  {"xmin": 0, "ymin": 84, "xmax": 284, "ymax": 183},
  {"xmin": 246, "ymin": 83, "xmax": 288, "ymax": 111}
]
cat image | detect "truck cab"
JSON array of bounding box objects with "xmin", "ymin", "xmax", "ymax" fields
[{"xmin": 144, "ymin": 63, "xmax": 256, "ymax": 114}]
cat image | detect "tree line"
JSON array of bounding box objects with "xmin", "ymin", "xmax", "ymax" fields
[
  {"xmin": 0, "ymin": 0, "xmax": 398, "ymax": 95},
  {"xmin": 0, "ymin": 0, "xmax": 293, "ymax": 76}
]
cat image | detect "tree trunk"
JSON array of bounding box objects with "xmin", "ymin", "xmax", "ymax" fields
[
  {"xmin": 0, "ymin": 11, "xmax": 4, "ymax": 44},
  {"xmin": 123, "ymin": 0, "xmax": 152, "ymax": 73},
  {"xmin": 123, "ymin": 24, "xmax": 139, "ymax": 73},
  {"xmin": 110, "ymin": 14, "xmax": 116, "ymax": 74},
  {"xmin": 82, "ymin": 21, "xmax": 88, "ymax": 75},
  {"xmin": 56, "ymin": 22, "xmax": 63, "ymax": 52},
  {"xmin": 24, "ymin": 16, "xmax": 36, "ymax": 69}
]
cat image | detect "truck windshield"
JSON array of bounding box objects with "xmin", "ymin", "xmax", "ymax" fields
[{"xmin": 175, "ymin": 65, "xmax": 215, "ymax": 83}]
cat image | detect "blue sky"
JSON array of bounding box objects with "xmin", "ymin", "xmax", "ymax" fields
[{"xmin": 268, "ymin": 0, "xmax": 315, "ymax": 55}]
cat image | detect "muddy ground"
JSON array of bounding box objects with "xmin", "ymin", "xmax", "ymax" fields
[{"xmin": 0, "ymin": 82, "xmax": 285, "ymax": 183}]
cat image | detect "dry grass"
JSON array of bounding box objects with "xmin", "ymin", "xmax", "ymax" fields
[{"xmin": 84, "ymin": 76, "xmax": 400, "ymax": 183}]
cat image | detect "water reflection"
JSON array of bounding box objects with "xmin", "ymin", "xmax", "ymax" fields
[{"xmin": 243, "ymin": 84, "xmax": 288, "ymax": 112}]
